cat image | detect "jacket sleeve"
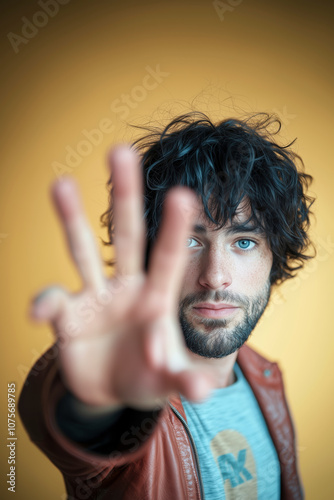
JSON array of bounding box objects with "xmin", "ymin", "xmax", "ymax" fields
[{"xmin": 18, "ymin": 345, "xmax": 165, "ymax": 482}]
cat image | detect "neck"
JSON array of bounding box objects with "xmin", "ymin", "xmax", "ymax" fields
[{"xmin": 190, "ymin": 350, "xmax": 239, "ymax": 388}]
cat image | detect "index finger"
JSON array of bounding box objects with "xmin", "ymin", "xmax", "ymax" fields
[
  {"xmin": 51, "ymin": 177, "xmax": 105, "ymax": 290},
  {"xmin": 147, "ymin": 187, "xmax": 196, "ymax": 304}
]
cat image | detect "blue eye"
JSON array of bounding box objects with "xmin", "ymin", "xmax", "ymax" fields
[
  {"xmin": 236, "ymin": 239, "xmax": 256, "ymax": 250},
  {"xmin": 186, "ymin": 238, "xmax": 199, "ymax": 248}
]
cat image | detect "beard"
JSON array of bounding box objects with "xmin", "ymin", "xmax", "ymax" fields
[{"xmin": 178, "ymin": 282, "xmax": 271, "ymax": 359}]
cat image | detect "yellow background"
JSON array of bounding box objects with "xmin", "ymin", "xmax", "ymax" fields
[{"xmin": 1, "ymin": 0, "xmax": 333, "ymax": 498}]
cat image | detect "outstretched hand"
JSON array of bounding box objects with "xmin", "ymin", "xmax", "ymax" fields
[{"xmin": 30, "ymin": 146, "xmax": 213, "ymax": 410}]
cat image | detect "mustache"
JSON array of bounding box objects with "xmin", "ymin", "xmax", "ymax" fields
[{"xmin": 179, "ymin": 290, "xmax": 251, "ymax": 310}]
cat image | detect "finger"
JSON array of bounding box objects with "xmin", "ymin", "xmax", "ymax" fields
[
  {"xmin": 51, "ymin": 177, "xmax": 105, "ymax": 290},
  {"xmin": 147, "ymin": 187, "xmax": 196, "ymax": 304},
  {"xmin": 171, "ymin": 370, "xmax": 213, "ymax": 402},
  {"xmin": 109, "ymin": 145, "xmax": 145, "ymax": 276},
  {"xmin": 144, "ymin": 323, "xmax": 214, "ymax": 402},
  {"xmin": 29, "ymin": 285, "xmax": 68, "ymax": 324},
  {"xmin": 144, "ymin": 316, "xmax": 213, "ymax": 402}
]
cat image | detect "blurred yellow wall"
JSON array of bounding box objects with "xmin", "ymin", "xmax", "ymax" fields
[{"xmin": 1, "ymin": 0, "xmax": 333, "ymax": 498}]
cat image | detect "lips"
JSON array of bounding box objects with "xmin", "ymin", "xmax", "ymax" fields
[
  {"xmin": 192, "ymin": 302, "xmax": 239, "ymax": 319},
  {"xmin": 194, "ymin": 302, "xmax": 237, "ymax": 310}
]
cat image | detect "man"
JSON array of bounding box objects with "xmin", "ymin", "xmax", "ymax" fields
[{"xmin": 19, "ymin": 112, "xmax": 314, "ymax": 499}]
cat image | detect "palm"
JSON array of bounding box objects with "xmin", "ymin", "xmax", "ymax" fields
[{"xmin": 31, "ymin": 147, "xmax": 213, "ymax": 410}]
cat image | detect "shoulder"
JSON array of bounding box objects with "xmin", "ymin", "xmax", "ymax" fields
[
  {"xmin": 237, "ymin": 343, "xmax": 283, "ymax": 383},
  {"xmin": 238, "ymin": 343, "xmax": 278, "ymax": 366},
  {"xmin": 18, "ymin": 345, "xmax": 62, "ymax": 441}
]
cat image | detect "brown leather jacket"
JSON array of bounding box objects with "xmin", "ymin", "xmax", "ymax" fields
[{"xmin": 19, "ymin": 344, "xmax": 303, "ymax": 499}]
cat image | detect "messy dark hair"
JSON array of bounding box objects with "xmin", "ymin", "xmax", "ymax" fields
[{"xmin": 101, "ymin": 112, "xmax": 315, "ymax": 286}]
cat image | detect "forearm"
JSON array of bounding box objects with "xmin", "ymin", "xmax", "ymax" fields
[{"xmin": 56, "ymin": 391, "xmax": 164, "ymax": 455}]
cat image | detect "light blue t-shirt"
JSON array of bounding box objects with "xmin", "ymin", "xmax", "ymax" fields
[{"xmin": 181, "ymin": 363, "xmax": 280, "ymax": 500}]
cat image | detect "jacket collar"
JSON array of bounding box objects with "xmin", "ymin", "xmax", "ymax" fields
[{"xmin": 168, "ymin": 343, "xmax": 277, "ymax": 418}]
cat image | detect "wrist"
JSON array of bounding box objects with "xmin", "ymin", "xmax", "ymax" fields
[{"xmin": 66, "ymin": 392, "xmax": 124, "ymax": 420}]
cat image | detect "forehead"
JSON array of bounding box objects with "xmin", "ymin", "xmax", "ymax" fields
[{"xmin": 192, "ymin": 196, "xmax": 254, "ymax": 230}]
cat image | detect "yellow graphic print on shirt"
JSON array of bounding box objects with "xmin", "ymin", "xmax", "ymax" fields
[{"xmin": 210, "ymin": 429, "xmax": 257, "ymax": 499}]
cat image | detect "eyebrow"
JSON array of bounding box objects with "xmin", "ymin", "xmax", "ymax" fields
[
  {"xmin": 193, "ymin": 224, "xmax": 207, "ymax": 234},
  {"xmin": 193, "ymin": 223, "xmax": 266, "ymax": 236}
]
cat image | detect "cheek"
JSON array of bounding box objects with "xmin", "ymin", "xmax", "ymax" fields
[
  {"xmin": 179, "ymin": 258, "xmax": 201, "ymax": 297},
  {"xmin": 236, "ymin": 250, "xmax": 273, "ymax": 290},
  {"xmin": 179, "ymin": 248, "xmax": 273, "ymax": 297}
]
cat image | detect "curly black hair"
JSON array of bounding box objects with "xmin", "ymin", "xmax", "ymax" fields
[{"xmin": 100, "ymin": 111, "xmax": 315, "ymax": 286}]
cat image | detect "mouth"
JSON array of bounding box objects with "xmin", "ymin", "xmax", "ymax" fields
[{"xmin": 192, "ymin": 302, "xmax": 240, "ymax": 319}]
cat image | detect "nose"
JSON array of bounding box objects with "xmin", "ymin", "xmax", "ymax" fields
[{"xmin": 198, "ymin": 248, "xmax": 232, "ymax": 290}]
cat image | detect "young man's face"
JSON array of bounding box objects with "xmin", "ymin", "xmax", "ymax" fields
[{"xmin": 178, "ymin": 198, "xmax": 273, "ymax": 358}]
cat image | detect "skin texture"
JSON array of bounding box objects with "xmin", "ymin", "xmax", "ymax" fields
[{"xmin": 179, "ymin": 199, "xmax": 273, "ymax": 386}]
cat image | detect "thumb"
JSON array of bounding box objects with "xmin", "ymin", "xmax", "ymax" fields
[
  {"xmin": 29, "ymin": 285, "xmax": 68, "ymax": 324},
  {"xmin": 172, "ymin": 369, "xmax": 214, "ymax": 403}
]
